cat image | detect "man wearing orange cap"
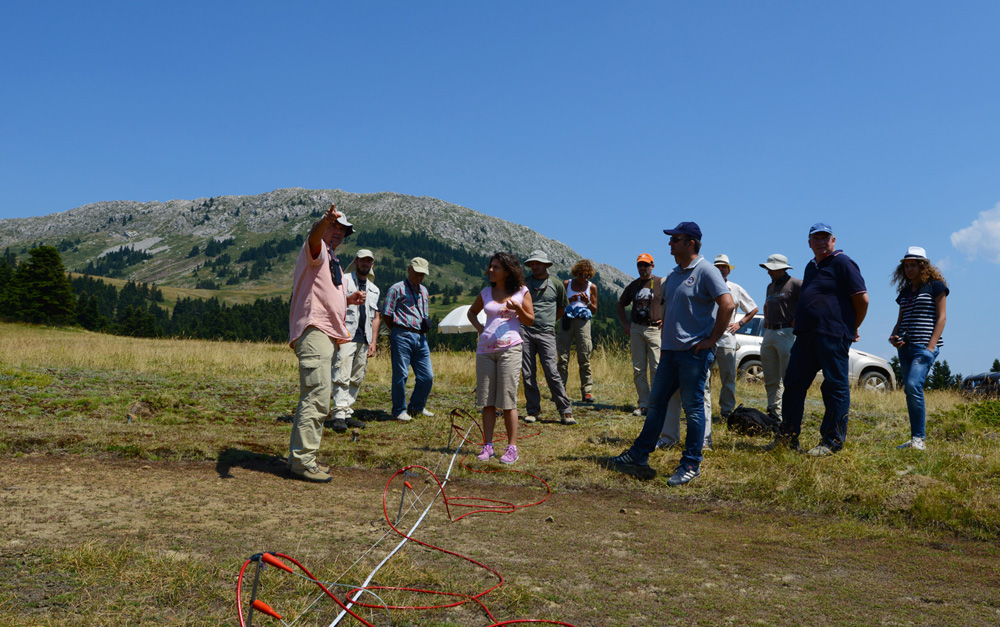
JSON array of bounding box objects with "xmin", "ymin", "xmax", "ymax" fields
[{"xmin": 617, "ymin": 253, "xmax": 662, "ymax": 416}]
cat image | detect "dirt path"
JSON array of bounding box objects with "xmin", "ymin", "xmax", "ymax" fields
[{"xmin": 3, "ymin": 454, "xmax": 999, "ymax": 626}]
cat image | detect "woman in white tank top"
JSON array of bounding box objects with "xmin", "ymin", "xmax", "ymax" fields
[
  {"xmin": 467, "ymin": 252, "xmax": 535, "ymax": 464},
  {"xmin": 557, "ymin": 259, "xmax": 599, "ymax": 402}
]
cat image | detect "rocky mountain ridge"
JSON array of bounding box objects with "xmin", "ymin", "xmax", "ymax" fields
[{"xmin": 0, "ymin": 188, "xmax": 631, "ymax": 292}]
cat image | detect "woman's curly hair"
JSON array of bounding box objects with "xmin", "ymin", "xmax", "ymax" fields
[
  {"xmin": 890, "ymin": 259, "xmax": 946, "ymax": 294},
  {"xmin": 571, "ymin": 259, "xmax": 596, "ymax": 280},
  {"xmin": 488, "ymin": 252, "xmax": 525, "ymax": 293}
]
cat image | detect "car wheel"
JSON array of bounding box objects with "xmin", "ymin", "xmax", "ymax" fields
[
  {"xmin": 738, "ymin": 359, "xmax": 764, "ymax": 384},
  {"xmin": 859, "ymin": 370, "xmax": 890, "ymax": 393}
]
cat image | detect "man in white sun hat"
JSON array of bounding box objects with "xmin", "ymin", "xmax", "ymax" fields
[
  {"xmin": 758, "ymin": 253, "xmax": 801, "ymax": 421},
  {"xmin": 711, "ymin": 254, "xmax": 758, "ymax": 426},
  {"xmin": 329, "ymin": 249, "xmax": 381, "ymax": 432}
]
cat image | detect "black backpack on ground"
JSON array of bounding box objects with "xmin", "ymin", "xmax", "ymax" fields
[{"xmin": 726, "ymin": 404, "xmax": 780, "ymax": 437}]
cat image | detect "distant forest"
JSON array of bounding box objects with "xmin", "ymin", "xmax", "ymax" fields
[{"xmin": 0, "ymin": 230, "xmax": 628, "ymax": 350}]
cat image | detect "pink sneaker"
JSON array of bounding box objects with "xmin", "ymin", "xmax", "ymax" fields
[
  {"xmin": 499, "ymin": 444, "xmax": 518, "ymax": 464},
  {"xmin": 477, "ymin": 443, "xmax": 494, "ymax": 461}
]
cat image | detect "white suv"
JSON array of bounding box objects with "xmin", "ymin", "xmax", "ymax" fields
[{"xmin": 733, "ymin": 315, "xmax": 896, "ymax": 392}]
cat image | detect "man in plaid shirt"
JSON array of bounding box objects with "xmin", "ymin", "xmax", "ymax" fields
[{"xmin": 381, "ymin": 257, "xmax": 434, "ymax": 421}]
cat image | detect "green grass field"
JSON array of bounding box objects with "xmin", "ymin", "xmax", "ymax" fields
[{"xmin": 2, "ymin": 321, "xmax": 999, "ymax": 625}]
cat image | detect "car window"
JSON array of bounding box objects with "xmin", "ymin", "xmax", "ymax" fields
[{"xmin": 736, "ymin": 317, "xmax": 763, "ymax": 337}]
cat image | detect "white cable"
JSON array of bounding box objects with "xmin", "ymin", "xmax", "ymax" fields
[{"xmin": 327, "ymin": 419, "xmax": 470, "ymax": 627}]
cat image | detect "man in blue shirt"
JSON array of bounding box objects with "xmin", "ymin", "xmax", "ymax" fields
[
  {"xmin": 766, "ymin": 223, "xmax": 868, "ymax": 456},
  {"xmin": 611, "ymin": 222, "xmax": 735, "ymax": 486}
]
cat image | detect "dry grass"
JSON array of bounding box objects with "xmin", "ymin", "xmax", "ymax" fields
[
  {"xmin": 3, "ymin": 321, "xmax": 1000, "ymax": 625},
  {"xmin": 3, "ymin": 321, "xmax": 998, "ymax": 540},
  {"xmin": 0, "ymin": 322, "xmax": 296, "ymax": 380}
]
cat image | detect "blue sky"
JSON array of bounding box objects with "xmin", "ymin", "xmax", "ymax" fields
[{"xmin": 2, "ymin": 1, "xmax": 999, "ymax": 375}]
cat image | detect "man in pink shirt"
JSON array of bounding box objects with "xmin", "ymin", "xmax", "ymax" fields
[{"xmin": 287, "ymin": 203, "xmax": 365, "ymax": 483}]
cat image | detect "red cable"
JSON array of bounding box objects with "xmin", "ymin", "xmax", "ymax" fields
[{"xmin": 236, "ymin": 409, "xmax": 575, "ymax": 626}]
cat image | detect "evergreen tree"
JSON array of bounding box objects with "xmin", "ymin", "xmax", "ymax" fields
[
  {"xmin": 0, "ymin": 253, "xmax": 16, "ymax": 318},
  {"xmin": 12, "ymin": 246, "xmax": 76, "ymax": 325},
  {"xmin": 991, "ymin": 359, "xmax": 1000, "ymax": 373},
  {"xmin": 926, "ymin": 360, "xmax": 956, "ymax": 390},
  {"xmin": 889, "ymin": 356, "xmax": 902, "ymax": 384}
]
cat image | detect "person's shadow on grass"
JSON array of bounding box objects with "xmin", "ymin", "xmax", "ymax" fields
[
  {"xmin": 599, "ymin": 455, "xmax": 658, "ymax": 481},
  {"xmin": 215, "ymin": 447, "xmax": 287, "ymax": 479}
]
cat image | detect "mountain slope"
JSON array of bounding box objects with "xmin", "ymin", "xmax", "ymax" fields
[{"xmin": 0, "ymin": 188, "xmax": 631, "ymax": 294}]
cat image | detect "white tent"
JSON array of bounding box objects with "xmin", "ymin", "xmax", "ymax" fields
[{"xmin": 437, "ymin": 304, "xmax": 485, "ymax": 334}]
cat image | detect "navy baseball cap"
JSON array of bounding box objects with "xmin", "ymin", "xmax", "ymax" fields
[
  {"xmin": 808, "ymin": 222, "xmax": 833, "ymax": 236},
  {"xmin": 663, "ymin": 221, "xmax": 702, "ymax": 241}
]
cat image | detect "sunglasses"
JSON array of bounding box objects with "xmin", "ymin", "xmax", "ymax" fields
[{"xmin": 668, "ymin": 236, "xmax": 689, "ymax": 244}]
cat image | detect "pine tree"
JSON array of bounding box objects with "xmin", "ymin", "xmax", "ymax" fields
[
  {"xmin": 12, "ymin": 246, "xmax": 76, "ymax": 325},
  {"xmin": 889, "ymin": 356, "xmax": 902, "ymax": 384},
  {"xmin": 991, "ymin": 359, "xmax": 1000, "ymax": 373},
  {"xmin": 927, "ymin": 360, "xmax": 956, "ymax": 390}
]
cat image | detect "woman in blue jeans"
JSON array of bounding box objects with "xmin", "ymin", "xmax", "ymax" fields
[{"xmin": 889, "ymin": 246, "xmax": 948, "ymax": 451}]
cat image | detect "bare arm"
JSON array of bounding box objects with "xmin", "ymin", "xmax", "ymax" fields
[
  {"xmin": 508, "ymin": 291, "xmax": 535, "ymax": 327},
  {"xmin": 926, "ymin": 293, "xmax": 947, "ymax": 351},
  {"xmin": 728, "ymin": 305, "xmax": 759, "ymax": 334},
  {"xmin": 889, "ymin": 308, "xmax": 905, "ymax": 347},
  {"xmin": 851, "ymin": 292, "xmax": 869, "ymax": 342},
  {"xmin": 468, "ymin": 293, "xmax": 485, "ymax": 335},
  {"xmin": 307, "ymin": 204, "xmax": 339, "ymax": 259},
  {"xmin": 368, "ymin": 311, "xmax": 381, "ymax": 357},
  {"xmin": 587, "ymin": 284, "xmax": 598, "ymax": 313},
  {"xmin": 695, "ymin": 293, "xmax": 736, "ymax": 353}
]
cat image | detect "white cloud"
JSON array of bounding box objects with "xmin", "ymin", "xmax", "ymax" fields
[
  {"xmin": 936, "ymin": 256, "xmax": 952, "ymax": 271},
  {"xmin": 951, "ymin": 202, "xmax": 1000, "ymax": 264}
]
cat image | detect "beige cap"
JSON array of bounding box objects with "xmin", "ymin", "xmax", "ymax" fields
[
  {"xmin": 345, "ymin": 249, "xmax": 375, "ymax": 277},
  {"xmin": 409, "ymin": 257, "xmax": 429, "ymax": 274}
]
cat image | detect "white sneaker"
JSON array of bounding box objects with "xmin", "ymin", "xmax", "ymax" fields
[
  {"xmin": 395, "ymin": 411, "xmax": 412, "ymax": 422},
  {"xmin": 897, "ymin": 437, "xmax": 926, "ymax": 451},
  {"xmin": 632, "ymin": 407, "xmax": 643, "ymax": 417},
  {"xmin": 420, "ymin": 409, "xmax": 435, "ymax": 417}
]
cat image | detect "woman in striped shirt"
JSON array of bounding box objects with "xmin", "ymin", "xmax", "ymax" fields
[{"xmin": 889, "ymin": 246, "xmax": 949, "ymax": 451}]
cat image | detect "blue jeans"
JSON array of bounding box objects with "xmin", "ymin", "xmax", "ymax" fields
[
  {"xmin": 629, "ymin": 347, "xmax": 715, "ymax": 468},
  {"xmin": 390, "ymin": 328, "xmax": 434, "ymax": 417},
  {"xmin": 779, "ymin": 333, "xmax": 851, "ymax": 450},
  {"xmin": 898, "ymin": 344, "xmax": 938, "ymax": 439}
]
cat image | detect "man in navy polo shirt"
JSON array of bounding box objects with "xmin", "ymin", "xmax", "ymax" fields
[
  {"xmin": 611, "ymin": 221, "xmax": 735, "ymax": 486},
  {"xmin": 766, "ymin": 223, "xmax": 868, "ymax": 456}
]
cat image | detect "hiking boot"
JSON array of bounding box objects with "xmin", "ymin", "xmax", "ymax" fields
[
  {"xmin": 330, "ymin": 418, "xmax": 348, "ymax": 433},
  {"xmin": 394, "ymin": 411, "xmax": 412, "ymax": 422},
  {"xmin": 655, "ymin": 436, "xmax": 676, "ymax": 450},
  {"xmin": 292, "ymin": 465, "xmax": 332, "ymax": 483},
  {"xmin": 702, "ymin": 435, "xmax": 713, "ymax": 451},
  {"xmin": 610, "ymin": 450, "xmax": 648, "ymax": 468},
  {"xmin": 807, "ymin": 443, "xmax": 836, "ymax": 457},
  {"xmin": 763, "ymin": 436, "xmax": 800, "ymax": 453},
  {"xmin": 524, "ymin": 414, "xmax": 538, "ymax": 424},
  {"xmin": 286, "ymin": 459, "xmax": 330, "ymax": 473},
  {"xmin": 499, "ymin": 445, "xmax": 519, "ymax": 464},
  {"xmin": 477, "ymin": 443, "xmax": 495, "ymax": 461},
  {"xmin": 345, "ymin": 417, "xmax": 366, "ymax": 429},
  {"xmin": 667, "ymin": 464, "xmax": 700, "ymax": 487},
  {"xmin": 897, "ymin": 437, "xmax": 926, "ymax": 451},
  {"xmin": 582, "ymin": 393, "xmax": 595, "ymax": 403},
  {"xmin": 560, "ymin": 413, "xmax": 576, "ymax": 425},
  {"xmin": 420, "ymin": 408, "xmax": 435, "ymax": 417}
]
